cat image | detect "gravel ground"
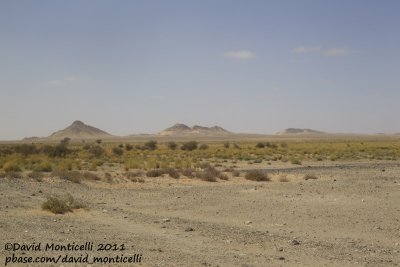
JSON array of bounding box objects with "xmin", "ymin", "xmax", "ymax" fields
[{"xmin": 1, "ymin": 161, "xmax": 399, "ymax": 266}]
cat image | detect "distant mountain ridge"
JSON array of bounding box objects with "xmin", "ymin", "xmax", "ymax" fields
[
  {"xmin": 276, "ymin": 128, "xmax": 325, "ymax": 135},
  {"xmin": 47, "ymin": 120, "xmax": 113, "ymax": 140},
  {"xmin": 159, "ymin": 123, "xmax": 231, "ymax": 136}
]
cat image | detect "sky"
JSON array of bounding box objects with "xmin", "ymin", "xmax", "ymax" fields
[{"xmin": 1, "ymin": 0, "xmax": 399, "ymax": 140}]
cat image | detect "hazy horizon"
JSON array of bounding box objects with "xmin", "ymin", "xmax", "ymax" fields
[{"xmin": 1, "ymin": 1, "xmax": 400, "ymax": 140}]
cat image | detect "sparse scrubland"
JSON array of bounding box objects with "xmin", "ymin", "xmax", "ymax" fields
[
  {"xmin": 1, "ymin": 138, "xmax": 400, "ymax": 266},
  {"xmin": 0, "ymin": 139, "xmax": 399, "ymax": 179}
]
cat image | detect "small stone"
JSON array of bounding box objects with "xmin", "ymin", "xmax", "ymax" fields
[
  {"xmin": 278, "ymin": 256, "xmax": 285, "ymax": 260},
  {"xmin": 291, "ymin": 239, "xmax": 300, "ymax": 245},
  {"xmin": 162, "ymin": 218, "xmax": 170, "ymax": 222},
  {"xmin": 185, "ymin": 227, "xmax": 194, "ymax": 232},
  {"xmin": 244, "ymin": 221, "xmax": 252, "ymax": 225},
  {"xmin": 362, "ymin": 199, "xmax": 365, "ymax": 202}
]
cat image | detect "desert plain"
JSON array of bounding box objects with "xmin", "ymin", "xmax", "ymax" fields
[{"xmin": 0, "ymin": 123, "xmax": 400, "ymax": 266}]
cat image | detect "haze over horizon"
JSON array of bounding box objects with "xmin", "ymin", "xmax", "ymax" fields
[{"xmin": 1, "ymin": 1, "xmax": 399, "ymax": 140}]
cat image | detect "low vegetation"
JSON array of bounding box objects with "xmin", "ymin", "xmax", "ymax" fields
[
  {"xmin": 303, "ymin": 174, "xmax": 318, "ymax": 180},
  {"xmin": 245, "ymin": 170, "xmax": 270, "ymax": 181},
  {"xmin": 1, "ymin": 139, "xmax": 399, "ymax": 183},
  {"xmin": 41, "ymin": 194, "xmax": 86, "ymax": 214}
]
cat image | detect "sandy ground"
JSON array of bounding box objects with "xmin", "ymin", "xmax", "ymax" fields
[{"xmin": 1, "ymin": 161, "xmax": 400, "ymax": 267}]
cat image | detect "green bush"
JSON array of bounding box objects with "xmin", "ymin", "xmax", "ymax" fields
[
  {"xmin": 89, "ymin": 145, "xmax": 104, "ymax": 157},
  {"xmin": 112, "ymin": 147, "xmax": 124, "ymax": 156},
  {"xmin": 144, "ymin": 140, "xmax": 157, "ymax": 150},
  {"xmin": 181, "ymin": 141, "xmax": 198, "ymax": 151},
  {"xmin": 167, "ymin": 142, "xmax": 177, "ymax": 150},
  {"xmin": 255, "ymin": 142, "xmax": 265, "ymax": 148}
]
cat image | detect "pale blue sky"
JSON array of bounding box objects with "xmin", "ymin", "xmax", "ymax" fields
[{"xmin": 1, "ymin": 1, "xmax": 399, "ymax": 139}]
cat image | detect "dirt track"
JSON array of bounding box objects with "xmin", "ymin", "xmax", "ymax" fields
[{"xmin": 1, "ymin": 162, "xmax": 399, "ymax": 266}]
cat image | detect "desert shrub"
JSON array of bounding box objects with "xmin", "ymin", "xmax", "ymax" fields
[
  {"xmin": 53, "ymin": 170, "xmax": 82, "ymax": 183},
  {"xmin": 83, "ymin": 144, "xmax": 91, "ymax": 150},
  {"xmin": 245, "ymin": 170, "xmax": 270, "ymax": 181},
  {"xmin": 145, "ymin": 168, "xmax": 180, "ymax": 179},
  {"xmin": 82, "ymin": 171, "xmax": 100, "ymax": 181},
  {"xmin": 3, "ymin": 161, "xmax": 22, "ymax": 173},
  {"xmin": 232, "ymin": 170, "xmax": 241, "ymax": 177},
  {"xmin": 198, "ymin": 144, "xmax": 209, "ymax": 150},
  {"xmin": 303, "ymin": 174, "xmax": 318, "ymax": 180},
  {"xmin": 48, "ymin": 144, "xmax": 69, "ymax": 157},
  {"xmin": 290, "ymin": 159, "xmax": 302, "ymax": 165},
  {"xmin": 34, "ymin": 162, "xmax": 52, "ymax": 172},
  {"xmin": 195, "ymin": 163, "xmax": 221, "ymax": 182},
  {"xmin": 42, "ymin": 194, "xmax": 85, "ymax": 214},
  {"xmin": 278, "ymin": 175, "xmax": 289, "ymax": 182},
  {"xmin": 15, "ymin": 144, "xmax": 39, "ymax": 156},
  {"xmin": 130, "ymin": 177, "xmax": 145, "ymax": 183},
  {"xmin": 96, "ymin": 139, "xmax": 102, "ymax": 144},
  {"xmin": 112, "ymin": 147, "xmax": 124, "ymax": 156},
  {"xmin": 104, "ymin": 172, "xmax": 113, "ymax": 183},
  {"xmin": 27, "ymin": 171, "xmax": 45, "ymax": 182},
  {"xmin": 167, "ymin": 142, "xmax": 177, "ymax": 150},
  {"xmin": 181, "ymin": 141, "xmax": 198, "ymax": 151},
  {"xmin": 196, "ymin": 170, "xmax": 217, "ymax": 182},
  {"xmin": 181, "ymin": 168, "xmax": 195, "ymax": 178},
  {"xmin": 89, "ymin": 145, "xmax": 104, "ymax": 157},
  {"xmin": 218, "ymin": 173, "xmax": 229, "ymax": 180},
  {"xmin": 125, "ymin": 144, "xmax": 133, "ymax": 151},
  {"xmin": 255, "ymin": 142, "xmax": 265, "ymax": 148},
  {"xmin": 164, "ymin": 168, "xmax": 180, "ymax": 179},
  {"xmin": 6, "ymin": 172, "xmax": 23, "ymax": 179},
  {"xmin": 224, "ymin": 142, "xmax": 230, "ymax": 148},
  {"xmin": 146, "ymin": 169, "xmax": 164, "ymax": 177},
  {"xmin": 144, "ymin": 140, "xmax": 157, "ymax": 150},
  {"xmin": 125, "ymin": 171, "xmax": 143, "ymax": 179},
  {"xmin": 233, "ymin": 143, "xmax": 240, "ymax": 149}
]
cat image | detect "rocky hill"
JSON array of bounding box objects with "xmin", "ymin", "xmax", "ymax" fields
[
  {"xmin": 47, "ymin": 120, "xmax": 113, "ymax": 140},
  {"xmin": 276, "ymin": 128, "xmax": 325, "ymax": 135},
  {"xmin": 159, "ymin": 123, "xmax": 231, "ymax": 136}
]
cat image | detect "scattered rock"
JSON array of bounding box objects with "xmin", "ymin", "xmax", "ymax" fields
[
  {"xmin": 245, "ymin": 221, "xmax": 252, "ymax": 225},
  {"xmin": 291, "ymin": 239, "xmax": 300, "ymax": 245},
  {"xmin": 162, "ymin": 218, "xmax": 170, "ymax": 222},
  {"xmin": 277, "ymin": 256, "xmax": 285, "ymax": 260},
  {"xmin": 185, "ymin": 227, "xmax": 194, "ymax": 232}
]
